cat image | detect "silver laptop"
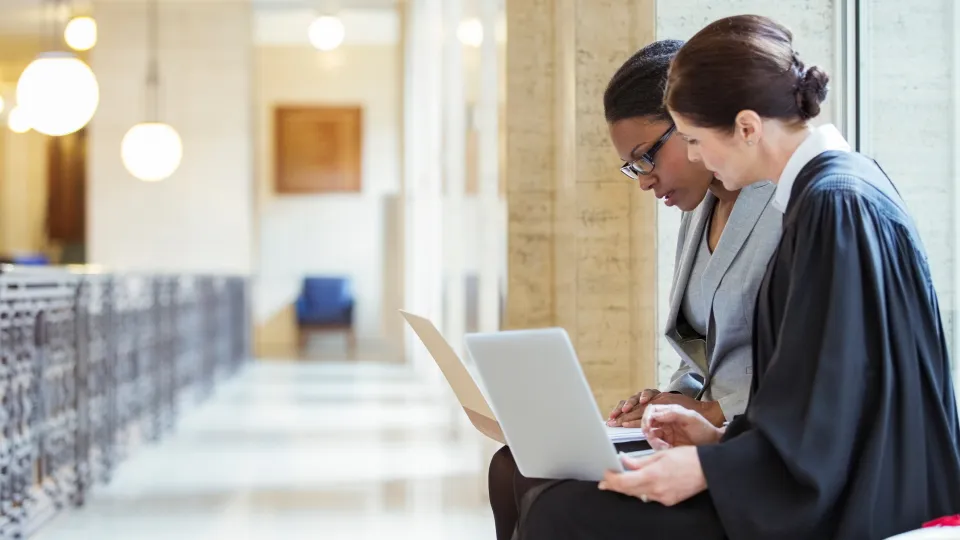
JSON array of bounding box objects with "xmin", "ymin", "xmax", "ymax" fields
[
  {"xmin": 463, "ymin": 327, "xmax": 653, "ymax": 482},
  {"xmin": 399, "ymin": 310, "xmax": 647, "ymax": 451}
]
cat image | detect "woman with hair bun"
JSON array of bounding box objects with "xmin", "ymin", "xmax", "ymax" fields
[
  {"xmin": 512, "ymin": 14, "xmax": 960, "ymax": 540},
  {"xmin": 487, "ymin": 37, "xmax": 782, "ymax": 540}
]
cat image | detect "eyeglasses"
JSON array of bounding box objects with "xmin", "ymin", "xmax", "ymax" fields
[{"xmin": 619, "ymin": 124, "xmax": 677, "ymax": 179}]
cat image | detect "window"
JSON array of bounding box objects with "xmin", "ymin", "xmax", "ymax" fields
[{"xmin": 852, "ymin": 0, "xmax": 959, "ymax": 380}]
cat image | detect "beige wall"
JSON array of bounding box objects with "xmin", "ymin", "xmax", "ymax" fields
[
  {"xmin": 254, "ymin": 44, "xmax": 402, "ymax": 356},
  {"xmin": 87, "ymin": 1, "xmax": 255, "ymax": 273},
  {"xmin": 0, "ymin": 47, "xmax": 49, "ymax": 259},
  {"xmin": 0, "ymin": 117, "xmax": 48, "ymax": 257}
]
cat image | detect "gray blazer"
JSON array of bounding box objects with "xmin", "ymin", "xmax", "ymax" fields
[{"xmin": 663, "ymin": 181, "xmax": 781, "ymax": 420}]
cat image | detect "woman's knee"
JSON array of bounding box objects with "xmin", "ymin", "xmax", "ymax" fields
[
  {"xmin": 525, "ymin": 485, "xmax": 724, "ymax": 539},
  {"xmin": 489, "ymin": 446, "xmax": 515, "ymax": 476},
  {"xmin": 488, "ymin": 446, "xmax": 517, "ymax": 488},
  {"xmin": 521, "ymin": 482, "xmax": 586, "ymax": 538}
]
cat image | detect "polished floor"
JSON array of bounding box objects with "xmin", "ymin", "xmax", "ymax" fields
[{"xmin": 34, "ymin": 360, "xmax": 499, "ymax": 540}]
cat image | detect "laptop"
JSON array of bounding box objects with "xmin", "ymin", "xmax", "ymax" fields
[
  {"xmin": 399, "ymin": 311, "xmax": 647, "ymax": 450},
  {"xmin": 463, "ymin": 327, "xmax": 652, "ymax": 482}
]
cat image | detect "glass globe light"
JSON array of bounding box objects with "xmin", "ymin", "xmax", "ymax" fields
[
  {"xmin": 308, "ymin": 16, "xmax": 346, "ymax": 51},
  {"xmin": 457, "ymin": 18, "xmax": 484, "ymax": 48},
  {"xmin": 7, "ymin": 107, "xmax": 30, "ymax": 134},
  {"xmin": 16, "ymin": 52, "xmax": 99, "ymax": 136},
  {"xmin": 65, "ymin": 16, "xmax": 98, "ymax": 51},
  {"xmin": 121, "ymin": 122, "xmax": 183, "ymax": 182}
]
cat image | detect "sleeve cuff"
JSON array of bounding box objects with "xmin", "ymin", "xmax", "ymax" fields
[
  {"xmin": 716, "ymin": 391, "xmax": 748, "ymax": 421},
  {"xmin": 664, "ymin": 373, "xmax": 703, "ymax": 397}
]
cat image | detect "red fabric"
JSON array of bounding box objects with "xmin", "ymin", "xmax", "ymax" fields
[{"xmin": 923, "ymin": 515, "xmax": 960, "ymax": 528}]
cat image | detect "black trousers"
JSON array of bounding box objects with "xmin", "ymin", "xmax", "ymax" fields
[
  {"xmin": 518, "ymin": 480, "xmax": 726, "ymax": 540},
  {"xmin": 489, "ymin": 441, "xmax": 722, "ymax": 540}
]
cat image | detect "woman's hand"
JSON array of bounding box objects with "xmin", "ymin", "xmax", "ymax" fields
[
  {"xmin": 640, "ymin": 404, "xmax": 724, "ymax": 449},
  {"xmin": 617, "ymin": 394, "xmax": 724, "ymax": 428},
  {"xmin": 607, "ymin": 389, "xmax": 660, "ymax": 426},
  {"xmin": 598, "ymin": 446, "xmax": 707, "ymax": 506}
]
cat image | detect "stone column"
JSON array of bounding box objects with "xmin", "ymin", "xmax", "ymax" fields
[
  {"xmin": 402, "ymin": 0, "xmax": 445, "ymax": 375},
  {"xmin": 505, "ymin": 0, "xmax": 658, "ymax": 410},
  {"xmin": 442, "ymin": 0, "xmax": 467, "ymax": 356},
  {"xmin": 475, "ymin": 0, "xmax": 503, "ymax": 335}
]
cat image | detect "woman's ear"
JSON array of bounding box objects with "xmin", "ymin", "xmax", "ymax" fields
[{"xmin": 734, "ymin": 110, "xmax": 763, "ymax": 146}]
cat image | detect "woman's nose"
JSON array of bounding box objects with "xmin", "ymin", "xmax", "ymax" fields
[{"xmin": 687, "ymin": 145, "xmax": 702, "ymax": 163}]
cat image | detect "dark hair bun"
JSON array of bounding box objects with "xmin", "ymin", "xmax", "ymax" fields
[
  {"xmin": 666, "ymin": 15, "xmax": 833, "ymax": 128},
  {"xmin": 796, "ymin": 65, "xmax": 829, "ymax": 120}
]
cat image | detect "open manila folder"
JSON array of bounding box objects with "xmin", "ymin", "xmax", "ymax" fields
[{"xmin": 400, "ymin": 310, "xmax": 506, "ymax": 443}]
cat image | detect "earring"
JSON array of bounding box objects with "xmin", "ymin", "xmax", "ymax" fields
[{"xmin": 746, "ymin": 140, "xmax": 755, "ymax": 146}]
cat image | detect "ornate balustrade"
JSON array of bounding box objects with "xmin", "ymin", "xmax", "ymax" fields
[{"xmin": 0, "ymin": 267, "xmax": 249, "ymax": 538}]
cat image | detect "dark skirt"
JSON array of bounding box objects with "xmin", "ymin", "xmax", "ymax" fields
[
  {"xmin": 513, "ymin": 472, "xmax": 726, "ymax": 540},
  {"xmin": 489, "ymin": 440, "xmax": 655, "ymax": 540}
]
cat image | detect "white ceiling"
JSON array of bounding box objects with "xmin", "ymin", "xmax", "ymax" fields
[
  {"xmin": 0, "ymin": 0, "xmax": 399, "ymax": 40},
  {"xmin": 256, "ymin": 8, "xmax": 399, "ymax": 46},
  {"xmin": 0, "ymin": 0, "xmax": 91, "ymax": 37},
  {"xmin": 252, "ymin": 0, "xmax": 397, "ymax": 9}
]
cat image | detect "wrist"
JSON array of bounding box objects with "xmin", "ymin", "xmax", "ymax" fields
[
  {"xmin": 691, "ymin": 448, "xmax": 709, "ymax": 491},
  {"xmin": 699, "ymin": 400, "xmax": 726, "ymax": 427}
]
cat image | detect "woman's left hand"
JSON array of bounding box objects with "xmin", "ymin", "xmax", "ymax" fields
[{"xmin": 598, "ymin": 446, "xmax": 707, "ymax": 506}]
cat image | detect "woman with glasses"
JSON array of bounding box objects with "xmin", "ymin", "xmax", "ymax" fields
[
  {"xmin": 510, "ymin": 15, "xmax": 960, "ymax": 540},
  {"xmin": 487, "ymin": 39, "xmax": 781, "ymax": 540}
]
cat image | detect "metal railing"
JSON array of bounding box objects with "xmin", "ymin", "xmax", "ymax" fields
[{"xmin": 0, "ymin": 266, "xmax": 249, "ymax": 538}]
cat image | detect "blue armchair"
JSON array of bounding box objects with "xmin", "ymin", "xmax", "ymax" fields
[
  {"xmin": 2, "ymin": 253, "xmax": 50, "ymax": 266},
  {"xmin": 295, "ymin": 277, "xmax": 356, "ymax": 356}
]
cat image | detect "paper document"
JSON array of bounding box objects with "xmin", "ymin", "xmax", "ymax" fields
[{"xmin": 605, "ymin": 426, "xmax": 647, "ymax": 443}]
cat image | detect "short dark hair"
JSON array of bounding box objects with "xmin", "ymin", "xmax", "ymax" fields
[
  {"xmin": 603, "ymin": 39, "xmax": 685, "ymax": 124},
  {"xmin": 665, "ymin": 15, "xmax": 829, "ymax": 130}
]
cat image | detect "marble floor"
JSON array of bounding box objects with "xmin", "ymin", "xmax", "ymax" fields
[{"xmin": 34, "ymin": 360, "xmax": 499, "ymax": 540}]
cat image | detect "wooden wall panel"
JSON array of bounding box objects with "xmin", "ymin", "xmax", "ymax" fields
[
  {"xmin": 274, "ymin": 106, "xmax": 362, "ymax": 194},
  {"xmin": 46, "ymin": 129, "xmax": 87, "ymax": 244}
]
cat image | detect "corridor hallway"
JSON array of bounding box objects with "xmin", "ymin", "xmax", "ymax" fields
[{"xmin": 33, "ymin": 361, "xmax": 497, "ymax": 540}]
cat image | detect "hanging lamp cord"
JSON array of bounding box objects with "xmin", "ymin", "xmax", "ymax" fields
[
  {"xmin": 146, "ymin": 0, "xmax": 160, "ymax": 122},
  {"xmin": 41, "ymin": 0, "xmax": 53, "ymax": 53},
  {"xmin": 54, "ymin": 0, "xmax": 68, "ymax": 52}
]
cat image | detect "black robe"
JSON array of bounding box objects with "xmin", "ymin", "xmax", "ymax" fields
[{"xmin": 698, "ymin": 150, "xmax": 960, "ymax": 539}]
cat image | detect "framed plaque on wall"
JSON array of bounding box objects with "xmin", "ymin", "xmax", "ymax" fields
[{"xmin": 274, "ymin": 106, "xmax": 362, "ymax": 194}]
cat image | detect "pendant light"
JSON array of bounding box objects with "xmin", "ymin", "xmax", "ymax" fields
[
  {"xmin": 308, "ymin": 15, "xmax": 346, "ymax": 51},
  {"xmin": 8, "ymin": 107, "xmax": 31, "ymax": 134},
  {"xmin": 457, "ymin": 18, "xmax": 483, "ymax": 48},
  {"xmin": 16, "ymin": 0, "xmax": 99, "ymax": 137},
  {"xmin": 64, "ymin": 15, "xmax": 97, "ymax": 51},
  {"xmin": 121, "ymin": 0, "xmax": 182, "ymax": 182}
]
